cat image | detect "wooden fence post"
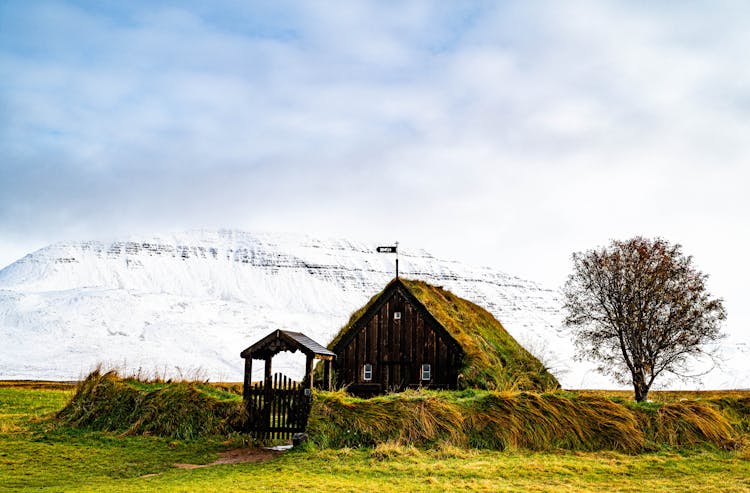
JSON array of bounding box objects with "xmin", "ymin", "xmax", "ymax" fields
[
  {"xmin": 305, "ymin": 354, "xmax": 314, "ymax": 393},
  {"xmin": 243, "ymin": 357, "xmax": 252, "ymax": 401}
]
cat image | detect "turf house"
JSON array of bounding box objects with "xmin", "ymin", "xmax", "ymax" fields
[{"xmin": 329, "ymin": 278, "xmax": 559, "ymax": 396}]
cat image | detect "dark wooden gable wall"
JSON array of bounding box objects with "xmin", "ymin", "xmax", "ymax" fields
[{"xmin": 332, "ymin": 281, "xmax": 464, "ymax": 395}]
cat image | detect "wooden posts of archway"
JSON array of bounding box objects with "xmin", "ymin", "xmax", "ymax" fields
[{"xmin": 240, "ymin": 330, "xmax": 336, "ymax": 439}]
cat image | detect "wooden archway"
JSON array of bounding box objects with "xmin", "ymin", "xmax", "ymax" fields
[{"xmin": 240, "ymin": 329, "xmax": 336, "ymax": 400}]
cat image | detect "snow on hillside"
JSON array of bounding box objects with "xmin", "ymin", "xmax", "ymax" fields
[{"xmin": 0, "ymin": 230, "xmax": 745, "ymax": 389}]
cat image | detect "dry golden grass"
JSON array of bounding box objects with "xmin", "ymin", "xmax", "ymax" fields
[
  {"xmin": 650, "ymin": 401, "xmax": 736, "ymax": 448},
  {"xmin": 464, "ymin": 392, "xmax": 646, "ymax": 452},
  {"xmin": 0, "ymin": 380, "xmax": 77, "ymax": 390},
  {"xmin": 309, "ymin": 388, "xmax": 747, "ymax": 453},
  {"xmin": 20, "ymin": 372, "xmax": 747, "ymax": 454},
  {"xmin": 577, "ymin": 389, "xmax": 750, "ymax": 402},
  {"xmin": 403, "ymin": 279, "xmax": 559, "ymax": 391},
  {"xmin": 57, "ymin": 370, "xmax": 245, "ymax": 439},
  {"xmin": 0, "ymin": 421, "xmax": 23, "ymax": 434}
]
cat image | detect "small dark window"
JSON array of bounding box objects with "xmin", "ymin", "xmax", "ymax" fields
[
  {"xmin": 421, "ymin": 364, "xmax": 431, "ymax": 381},
  {"xmin": 394, "ymin": 311, "xmax": 401, "ymax": 320},
  {"xmin": 363, "ymin": 363, "xmax": 373, "ymax": 381}
]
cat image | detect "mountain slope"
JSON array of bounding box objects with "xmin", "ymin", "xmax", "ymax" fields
[{"xmin": 0, "ymin": 230, "xmax": 745, "ymax": 388}]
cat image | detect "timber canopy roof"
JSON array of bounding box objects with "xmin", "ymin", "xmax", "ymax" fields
[
  {"xmin": 329, "ymin": 278, "xmax": 559, "ymax": 391},
  {"xmin": 241, "ymin": 329, "xmax": 336, "ymax": 361}
]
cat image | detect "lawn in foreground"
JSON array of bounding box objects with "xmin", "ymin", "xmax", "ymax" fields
[
  {"xmin": 1, "ymin": 385, "xmax": 749, "ymax": 492},
  {"xmin": 7, "ymin": 445, "xmax": 748, "ymax": 493}
]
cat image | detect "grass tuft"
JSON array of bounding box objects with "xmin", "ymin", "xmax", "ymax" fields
[
  {"xmin": 306, "ymin": 389, "xmax": 465, "ymax": 448},
  {"xmin": 308, "ymin": 389, "xmax": 747, "ymax": 453},
  {"xmin": 643, "ymin": 401, "xmax": 737, "ymax": 450},
  {"xmin": 370, "ymin": 442, "xmax": 422, "ymax": 461},
  {"xmin": 56, "ymin": 369, "xmax": 244, "ymax": 439}
]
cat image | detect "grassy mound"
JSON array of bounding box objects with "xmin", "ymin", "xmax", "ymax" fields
[
  {"xmin": 56, "ymin": 371, "xmax": 745, "ymax": 452},
  {"xmin": 704, "ymin": 396, "xmax": 750, "ymax": 435},
  {"xmin": 402, "ymin": 280, "xmax": 558, "ymax": 391},
  {"xmin": 635, "ymin": 400, "xmax": 737, "ymax": 448},
  {"xmin": 308, "ymin": 389, "xmax": 741, "ymax": 452},
  {"xmin": 57, "ymin": 370, "xmax": 244, "ymax": 439},
  {"xmin": 464, "ymin": 392, "xmax": 645, "ymax": 452},
  {"xmin": 308, "ymin": 390, "xmax": 465, "ymax": 449}
]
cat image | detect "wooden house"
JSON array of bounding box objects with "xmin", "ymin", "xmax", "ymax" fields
[{"xmin": 329, "ymin": 278, "xmax": 558, "ymax": 396}]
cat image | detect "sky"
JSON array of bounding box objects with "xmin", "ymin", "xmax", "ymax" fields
[{"xmin": 1, "ymin": 1, "xmax": 749, "ymax": 351}]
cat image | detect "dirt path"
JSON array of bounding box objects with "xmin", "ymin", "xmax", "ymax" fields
[
  {"xmin": 173, "ymin": 447, "xmax": 284, "ymax": 469},
  {"xmin": 139, "ymin": 447, "xmax": 284, "ymax": 477}
]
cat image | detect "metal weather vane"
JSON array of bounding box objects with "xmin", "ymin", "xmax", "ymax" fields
[{"xmin": 376, "ymin": 241, "xmax": 399, "ymax": 278}]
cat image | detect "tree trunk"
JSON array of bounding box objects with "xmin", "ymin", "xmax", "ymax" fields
[{"xmin": 632, "ymin": 371, "xmax": 650, "ymax": 402}]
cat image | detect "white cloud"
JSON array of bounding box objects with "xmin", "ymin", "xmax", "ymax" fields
[{"xmin": 1, "ymin": 1, "xmax": 749, "ymax": 360}]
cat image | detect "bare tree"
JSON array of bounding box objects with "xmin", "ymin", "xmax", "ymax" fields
[{"xmin": 563, "ymin": 237, "xmax": 726, "ymax": 402}]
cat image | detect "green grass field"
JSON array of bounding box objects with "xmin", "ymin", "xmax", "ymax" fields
[{"xmin": 1, "ymin": 383, "xmax": 749, "ymax": 492}]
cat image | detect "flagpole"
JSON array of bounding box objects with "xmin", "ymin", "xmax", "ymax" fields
[
  {"xmin": 396, "ymin": 241, "xmax": 399, "ymax": 279},
  {"xmin": 376, "ymin": 243, "xmax": 399, "ymax": 279}
]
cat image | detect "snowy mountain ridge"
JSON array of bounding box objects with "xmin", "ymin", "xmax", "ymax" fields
[{"xmin": 0, "ymin": 230, "xmax": 746, "ymax": 388}]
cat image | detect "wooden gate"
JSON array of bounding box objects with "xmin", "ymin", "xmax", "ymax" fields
[{"xmin": 245, "ymin": 373, "xmax": 312, "ymax": 440}]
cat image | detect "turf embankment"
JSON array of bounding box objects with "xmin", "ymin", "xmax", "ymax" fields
[
  {"xmin": 58, "ymin": 371, "xmax": 749, "ymax": 453},
  {"xmin": 308, "ymin": 389, "xmax": 747, "ymax": 453},
  {"xmin": 56, "ymin": 369, "xmax": 245, "ymax": 439}
]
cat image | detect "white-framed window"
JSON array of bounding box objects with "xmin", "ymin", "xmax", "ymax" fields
[
  {"xmin": 394, "ymin": 311, "xmax": 402, "ymax": 320},
  {"xmin": 363, "ymin": 363, "xmax": 373, "ymax": 381},
  {"xmin": 421, "ymin": 363, "xmax": 431, "ymax": 381}
]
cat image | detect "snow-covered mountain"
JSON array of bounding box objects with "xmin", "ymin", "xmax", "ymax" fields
[{"xmin": 0, "ymin": 230, "xmax": 746, "ymax": 389}]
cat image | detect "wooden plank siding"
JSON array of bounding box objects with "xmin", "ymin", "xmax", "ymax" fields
[{"xmin": 333, "ymin": 284, "xmax": 464, "ymax": 396}]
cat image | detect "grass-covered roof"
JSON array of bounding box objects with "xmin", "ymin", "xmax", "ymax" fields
[{"xmin": 330, "ymin": 278, "xmax": 559, "ymax": 392}]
